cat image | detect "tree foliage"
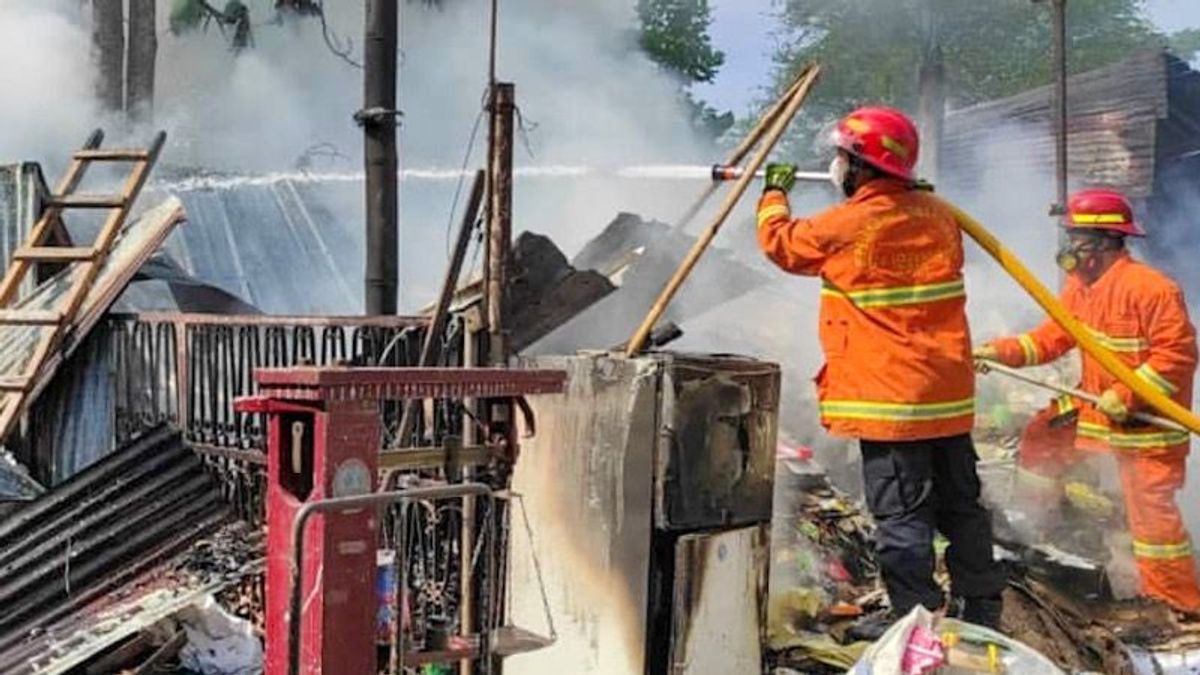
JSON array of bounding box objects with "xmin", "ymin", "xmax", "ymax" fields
[
  {"xmin": 637, "ymin": 0, "xmax": 725, "ymax": 84},
  {"xmin": 1168, "ymin": 28, "xmax": 1200, "ymax": 63},
  {"xmin": 769, "ymin": 0, "xmax": 1164, "ymax": 155},
  {"xmin": 637, "ymin": 0, "xmax": 732, "ymax": 139}
]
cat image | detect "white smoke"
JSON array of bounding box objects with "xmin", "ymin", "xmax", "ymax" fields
[{"xmin": 0, "ymin": 1, "xmax": 102, "ymax": 166}]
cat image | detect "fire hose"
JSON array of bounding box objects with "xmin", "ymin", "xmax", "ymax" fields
[
  {"xmin": 974, "ymin": 359, "xmax": 1186, "ymax": 432},
  {"xmin": 943, "ymin": 198, "xmax": 1200, "ymax": 436}
]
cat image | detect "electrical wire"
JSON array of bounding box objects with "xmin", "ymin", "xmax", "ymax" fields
[
  {"xmin": 314, "ymin": 0, "xmax": 362, "ymax": 69},
  {"xmin": 444, "ymin": 106, "xmax": 487, "ymax": 258}
]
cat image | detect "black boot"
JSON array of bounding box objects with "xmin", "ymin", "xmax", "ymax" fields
[{"xmin": 960, "ymin": 595, "xmax": 1003, "ymax": 630}]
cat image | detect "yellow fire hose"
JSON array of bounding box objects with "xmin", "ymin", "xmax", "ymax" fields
[{"xmin": 938, "ymin": 197, "xmax": 1200, "ymax": 436}]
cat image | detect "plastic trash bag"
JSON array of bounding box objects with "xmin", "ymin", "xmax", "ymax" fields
[{"xmin": 848, "ymin": 605, "xmax": 1066, "ymax": 675}]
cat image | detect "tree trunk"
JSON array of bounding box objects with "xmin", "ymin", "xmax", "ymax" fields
[
  {"xmin": 127, "ymin": 0, "xmax": 157, "ymax": 123},
  {"xmin": 92, "ymin": 0, "xmax": 125, "ymax": 114}
]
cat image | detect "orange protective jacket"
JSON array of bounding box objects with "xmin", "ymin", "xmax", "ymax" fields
[
  {"xmin": 990, "ymin": 253, "xmax": 1196, "ymax": 455},
  {"xmin": 757, "ymin": 179, "xmax": 974, "ymax": 441}
]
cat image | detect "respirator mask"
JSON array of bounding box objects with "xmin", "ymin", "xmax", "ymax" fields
[
  {"xmin": 1056, "ymin": 236, "xmax": 1110, "ymax": 274},
  {"xmin": 829, "ymin": 154, "xmax": 852, "ymax": 197}
]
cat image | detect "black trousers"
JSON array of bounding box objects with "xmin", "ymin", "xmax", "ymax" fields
[{"xmin": 860, "ymin": 434, "xmax": 1004, "ymax": 615}]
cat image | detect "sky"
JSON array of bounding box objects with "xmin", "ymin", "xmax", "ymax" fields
[{"xmin": 694, "ymin": 0, "xmax": 1200, "ymax": 115}]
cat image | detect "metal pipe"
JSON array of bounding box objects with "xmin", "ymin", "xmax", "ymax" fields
[
  {"xmin": 363, "ymin": 0, "xmax": 399, "ymax": 316},
  {"xmin": 710, "ymin": 165, "xmax": 830, "ymax": 183},
  {"xmin": 287, "ymin": 483, "xmax": 494, "ymax": 675},
  {"xmin": 976, "ymin": 359, "xmax": 1185, "ymax": 432},
  {"xmin": 485, "ymin": 83, "xmax": 515, "ymax": 365}
]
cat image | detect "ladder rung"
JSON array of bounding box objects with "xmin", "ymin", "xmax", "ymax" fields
[
  {"xmin": 0, "ymin": 310, "xmax": 63, "ymax": 325},
  {"xmin": 0, "ymin": 377, "xmax": 31, "ymax": 392},
  {"xmin": 46, "ymin": 194, "xmax": 127, "ymax": 209},
  {"xmin": 13, "ymin": 246, "xmax": 96, "ymax": 262},
  {"xmin": 73, "ymin": 148, "xmax": 150, "ymax": 161}
]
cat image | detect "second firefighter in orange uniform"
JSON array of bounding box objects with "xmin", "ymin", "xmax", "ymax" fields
[{"xmin": 977, "ymin": 187, "xmax": 1200, "ymax": 613}]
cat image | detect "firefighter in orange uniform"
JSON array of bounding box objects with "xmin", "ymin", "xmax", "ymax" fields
[
  {"xmin": 757, "ymin": 107, "xmax": 1003, "ymax": 632},
  {"xmin": 976, "ymin": 188, "xmax": 1200, "ymax": 613}
]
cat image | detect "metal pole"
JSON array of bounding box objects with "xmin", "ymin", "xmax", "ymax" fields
[
  {"xmin": 485, "ymin": 83, "xmax": 515, "ymax": 366},
  {"xmin": 975, "ymin": 359, "xmax": 1185, "ymax": 432},
  {"xmin": 1052, "ymin": 0, "xmax": 1068, "ymax": 218},
  {"xmin": 363, "ymin": 0, "xmax": 399, "ymax": 316}
]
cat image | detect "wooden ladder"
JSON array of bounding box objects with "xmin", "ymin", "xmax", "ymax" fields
[{"xmin": 0, "ymin": 129, "xmax": 166, "ymax": 441}]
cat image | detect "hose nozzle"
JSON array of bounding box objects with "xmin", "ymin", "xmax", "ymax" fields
[{"xmin": 710, "ymin": 164, "xmax": 832, "ymax": 184}]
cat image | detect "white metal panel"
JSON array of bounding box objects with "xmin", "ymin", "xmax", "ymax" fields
[{"xmin": 670, "ymin": 525, "xmax": 769, "ymax": 675}]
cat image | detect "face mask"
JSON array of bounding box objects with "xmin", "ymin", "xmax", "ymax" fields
[
  {"xmin": 829, "ymin": 154, "xmax": 851, "ymax": 195},
  {"xmin": 1057, "ymin": 238, "xmax": 1108, "ymax": 274},
  {"xmin": 1055, "ymin": 247, "xmax": 1079, "ymax": 273}
]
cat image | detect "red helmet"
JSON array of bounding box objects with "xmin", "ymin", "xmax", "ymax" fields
[
  {"xmin": 1065, "ymin": 188, "xmax": 1145, "ymax": 237},
  {"xmin": 832, "ymin": 106, "xmax": 920, "ymax": 181}
]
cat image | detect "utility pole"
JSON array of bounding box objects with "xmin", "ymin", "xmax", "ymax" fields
[
  {"xmin": 1033, "ymin": 0, "xmax": 1069, "ymax": 218},
  {"xmin": 917, "ymin": 0, "xmax": 945, "ymax": 183},
  {"xmin": 127, "ymin": 0, "xmax": 158, "ymax": 123},
  {"xmin": 1051, "ymin": 0, "xmax": 1069, "ymax": 221},
  {"xmin": 484, "ymin": 83, "xmax": 515, "ymax": 366},
  {"xmin": 92, "ymin": 0, "xmax": 125, "ymax": 115},
  {"xmin": 361, "ymin": 0, "xmax": 400, "ymax": 316}
]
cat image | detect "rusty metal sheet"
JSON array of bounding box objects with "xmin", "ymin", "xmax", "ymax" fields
[
  {"xmin": 655, "ymin": 353, "xmax": 780, "ymax": 531},
  {"xmin": 669, "ymin": 525, "xmax": 769, "ymax": 675},
  {"xmin": 943, "ymin": 51, "xmax": 1169, "ymax": 199},
  {"xmin": 0, "ymin": 425, "xmax": 230, "ymax": 664},
  {"xmin": 508, "ymin": 354, "xmax": 659, "ymax": 675},
  {"xmin": 251, "ymin": 366, "xmax": 566, "ymax": 401}
]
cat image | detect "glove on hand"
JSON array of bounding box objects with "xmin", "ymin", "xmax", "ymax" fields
[
  {"xmin": 764, "ymin": 163, "xmax": 797, "ymax": 194},
  {"xmin": 1097, "ymin": 388, "xmax": 1129, "ymax": 422},
  {"xmin": 972, "ymin": 344, "xmax": 999, "ymax": 362}
]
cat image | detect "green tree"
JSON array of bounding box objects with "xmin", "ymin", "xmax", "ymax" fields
[
  {"xmin": 637, "ymin": 0, "xmax": 733, "ymax": 139},
  {"xmin": 1168, "ymin": 28, "xmax": 1200, "ymax": 62},
  {"xmin": 769, "ymin": 0, "xmax": 1163, "ymax": 158}
]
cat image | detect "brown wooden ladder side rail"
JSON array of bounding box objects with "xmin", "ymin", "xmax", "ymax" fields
[{"xmin": 0, "ymin": 129, "xmax": 167, "ymax": 442}]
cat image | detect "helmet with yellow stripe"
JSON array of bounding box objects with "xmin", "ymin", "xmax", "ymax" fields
[
  {"xmin": 1065, "ymin": 188, "xmax": 1145, "ymax": 237},
  {"xmin": 831, "ymin": 106, "xmax": 920, "ymax": 181}
]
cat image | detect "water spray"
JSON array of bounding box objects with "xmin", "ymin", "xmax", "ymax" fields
[{"xmin": 152, "ymin": 164, "xmax": 833, "ymax": 192}]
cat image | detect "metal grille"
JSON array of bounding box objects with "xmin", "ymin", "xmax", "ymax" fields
[
  {"xmin": 106, "ymin": 313, "xmax": 468, "ymax": 449},
  {"xmin": 103, "ymin": 313, "xmax": 466, "ymax": 523}
]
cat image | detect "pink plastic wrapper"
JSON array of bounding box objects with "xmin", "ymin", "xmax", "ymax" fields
[{"xmin": 900, "ymin": 624, "xmax": 946, "ymax": 674}]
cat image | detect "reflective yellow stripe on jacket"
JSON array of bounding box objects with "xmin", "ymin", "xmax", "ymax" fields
[
  {"xmin": 1085, "ymin": 326, "xmax": 1148, "ymax": 353},
  {"xmin": 820, "ymin": 279, "xmax": 965, "ymax": 310},
  {"xmin": 1135, "ymin": 363, "xmax": 1178, "ymax": 395},
  {"xmin": 1077, "ymin": 421, "xmax": 1190, "ymax": 449},
  {"xmin": 1017, "ymin": 334, "xmax": 1040, "ymax": 366},
  {"xmin": 1133, "ymin": 539, "xmax": 1193, "ymax": 560},
  {"xmin": 820, "ymin": 397, "xmax": 974, "ymax": 422},
  {"xmin": 1054, "ymin": 394, "xmax": 1077, "ymax": 416},
  {"xmin": 757, "ymin": 203, "xmax": 790, "ymax": 228}
]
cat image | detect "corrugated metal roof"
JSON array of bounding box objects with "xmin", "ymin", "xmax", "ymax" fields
[
  {"xmin": 943, "ymin": 50, "xmax": 1171, "ymax": 198},
  {"xmin": 143, "ymin": 179, "xmax": 362, "ymax": 315},
  {"xmin": 0, "ymin": 425, "xmax": 231, "ymax": 668}
]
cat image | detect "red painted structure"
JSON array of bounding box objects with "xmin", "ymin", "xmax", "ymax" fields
[{"xmin": 236, "ymin": 367, "xmax": 566, "ymax": 675}]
